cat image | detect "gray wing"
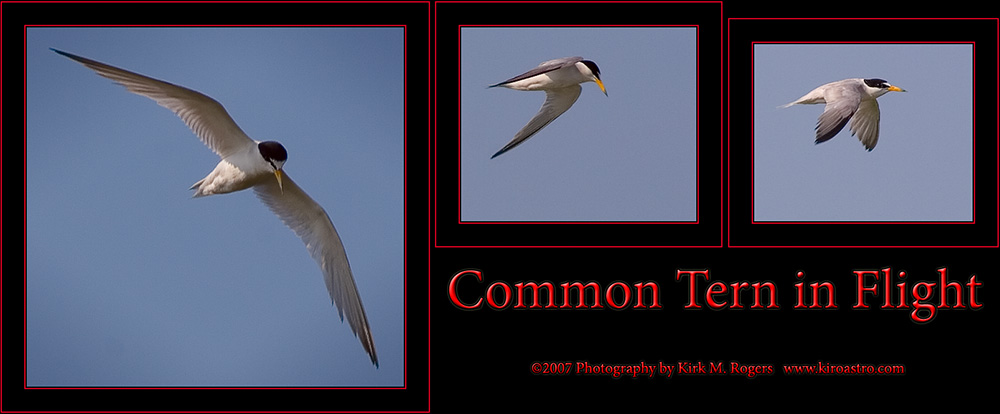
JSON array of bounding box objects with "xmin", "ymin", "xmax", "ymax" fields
[
  {"xmin": 849, "ymin": 98, "xmax": 881, "ymax": 151},
  {"xmin": 492, "ymin": 85, "xmax": 582, "ymax": 158},
  {"xmin": 489, "ymin": 56, "xmax": 583, "ymax": 87},
  {"xmin": 815, "ymin": 83, "xmax": 862, "ymax": 144},
  {"xmin": 52, "ymin": 48, "xmax": 253, "ymax": 159},
  {"xmin": 253, "ymin": 173, "xmax": 378, "ymax": 367}
]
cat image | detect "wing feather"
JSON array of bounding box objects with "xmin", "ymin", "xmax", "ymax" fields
[
  {"xmin": 849, "ymin": 99, "xmax": 881, "ymax": 151},
  {"xmin": 253, "ymin": 174, "xmax": 379, "ymax": 367},
  {"xmin": 53, "ymin": 48, "xmax": 253, "ymax": 158},
  {"xmin": 491, "ymin": 85, "xmax": 582, "ymax": 158},
  {"xmin": 814, "ymin": 83, "xmax": 861, "ymax": 144},
  {"xmin": 489, "ymin": 56, "xmax": 583, "ymax": 87}
]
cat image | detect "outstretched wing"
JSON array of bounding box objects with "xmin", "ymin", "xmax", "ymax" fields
[
  {"xmin": 253, "ymin": 173, "xmax": 379, "ymax": 367},
  {"xmin": 814, "ymin": 83, "xmax": 861, "ymax": 144},
  {"xmin": 491, "ymin": 85, "xmax": 582, "ymax": 158},
  {"xmin": 53, "ymin": 48, "xmax": 254, "ymax": 159},
  {"xmin": 849, "ymin": 98, "xmax": 881, "ymax": 151},
  {"xmin": 489, "ymin": 56, "xmax": 583, "ymax": 87}
]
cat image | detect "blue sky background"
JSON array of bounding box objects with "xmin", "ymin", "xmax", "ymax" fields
[
  {"xmin": 753, "ymin": 44, "xmax": 974, "ymax": 222},
  {"xmin": 459, "ymin": 27, "xmax": 698, "ymax": 222},
  {"xmin": 26, "ymin": 28, "xmax": 404, "ymax": 386}
]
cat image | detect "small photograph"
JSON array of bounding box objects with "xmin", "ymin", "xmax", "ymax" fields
[
  {"xmin": 26, "ymin": 27, "xmax": 404, "ymax": 387},
  {"xmin": 752, "ymin": 43, "xmax": 974, "ymax": 222},
  {"xmin": 459, "ymin": 27, "xmax": 698, "ymax": 222}
]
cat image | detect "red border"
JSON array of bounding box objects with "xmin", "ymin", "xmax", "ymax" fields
[
  {"xmin": 15, "ymin": 11, "xmax": 425, "ymax": 412},
  {"xmin": 433, "ymin": 1, "xmax": 725, "ymax": 248},
  {"xmin": 750, "ymin": 41, "xmax": 977, "ymax": 225},
  {"xmin": 726, "ymin": 17, "xmax": 1000, "ymax": 249},
  {"xmin": 454, "ymin": 24, "xmax": 702, "ymax": 226}
]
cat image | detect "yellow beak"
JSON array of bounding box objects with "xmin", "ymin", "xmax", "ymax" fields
[
  {"xmin": 274, "ymin": 169, "xmax": 284, "ymax": 194},
  {"xmin": 888, "ymin": 85, "xmax": 906, "ymax": 92},
  {"xmin": 595, "ymin": 78, "xmax": 608, "ymax": 96}
]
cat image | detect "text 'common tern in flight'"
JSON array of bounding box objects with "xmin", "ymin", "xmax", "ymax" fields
[
  {"xmin": 52, "ymin": 48, "xmax": 379, "ymax": 367},
  {"xmin": 781, "ymin": 78, "xmax": 906, "ymax": 151},
  {"xmin": 488, "ymin": 56, "xmax": 607, "ymax": 158}
]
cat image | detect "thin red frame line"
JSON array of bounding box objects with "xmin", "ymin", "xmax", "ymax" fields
[
  {"xmin": 19, "ymin": 24, "xmax": 415, "ymax": 404},
  {"xmin": 750, "ymin": 41, "xmax": 978, "ymax": 226},
  {"xmin": 10, "ymin": 0, "xmax": 427, "ymax": 3},
  {"xmin": 433, "ymin": 1, "xmax": 724, "ymax": 248},
  {"xmin": 452, "ymin": 24, "xmax": 702, "ymax": 226},
  {"xmin": 725, "ymin": 17, "xmax": 1000, "ymax": 248},
  {"xmin": 434, "ymin": 0, "xmax": 719, "ymax": 4},
  {"xmin": 729, "ymin": 17, "xmax": 999, "ymax": 22}
]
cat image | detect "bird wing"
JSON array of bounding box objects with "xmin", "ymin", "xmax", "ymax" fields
[
  {"xmin": 849, "ymin": 98, "xmax": 881, "ymax": 151},
  {"xmin": 492, "ymin": 84, "xmax": 582, "ymax": 158},
  {"xmin": 814, "ymin": 83, "xmax": 861, "ymax": 144},
  {"xmin": 52, "ymin": 48, "xmax": 254, "ymax": 159},
  {"xmin": 253, "ymin": 173, "xmax": 379, "ymax": 367},
  {"xmin": 489, "ymin": 56, "xmax": 583, "ymax": 87}
]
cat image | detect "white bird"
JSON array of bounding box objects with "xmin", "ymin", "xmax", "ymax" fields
[
  {"xmin": 781, "ymin": 78, "xmax": 906, "ymax": 151},
  {"xmin": 52, "ymin": 48, "xmax": 379, "ymax": 367},
  {"xmin": 488, "ymin": 56, "xmax": 607, "ymax": 158}
]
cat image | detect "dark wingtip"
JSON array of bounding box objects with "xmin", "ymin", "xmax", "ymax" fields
[
  {"xmin": 491, "ymin": 148, "xmax": 506, "ymax": 159},
  {"xmin": 814, "ymin": 128, "xmax": 832, "ymax": 144},
  {"xmin": 814, "ymin": 117, "xmax": 849, "ymax": 145},
  {"xmin": 51, "ymin": 48, "xmax": 87, "ymax": 65}
]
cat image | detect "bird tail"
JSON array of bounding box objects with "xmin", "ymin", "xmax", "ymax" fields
[{"xmin": 189, "ymin": 179, "xmax": 209, "ymax": 198}]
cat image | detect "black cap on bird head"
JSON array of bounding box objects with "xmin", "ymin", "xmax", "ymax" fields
[{"xmin": 258, "ymin": 141, "xmax": 288, "ymax": 192}]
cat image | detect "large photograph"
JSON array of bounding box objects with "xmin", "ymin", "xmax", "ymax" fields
[{"xmin": 26, "ymin": 27, "xmax": 404, "ymax": 387}]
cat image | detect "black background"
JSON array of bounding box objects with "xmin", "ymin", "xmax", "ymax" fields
[
  {"xmin": 6, "ymin": 1, "xmax": 998, "ymax": 412},
  {"xmin": 432, "ymin": 1, "xmax": 995, "ymax": 411},
  {"xmin": 4, "ymin": 1, "xmax": 429, "ymax": 413}
]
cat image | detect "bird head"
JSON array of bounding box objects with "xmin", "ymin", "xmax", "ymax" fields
[
  {"xmin": 580, "ymin": 60, "xmax": 607, "ymax": 96},
  {"xmin": 258, "ymin": 141, "xmax": 288, "ymax": 193},
  {"xmin": 864, "ymin": 78, "xmax": 906, "ymax": 98}
]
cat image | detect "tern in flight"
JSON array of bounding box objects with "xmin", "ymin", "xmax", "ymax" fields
[
  {"xmin": 781, "ymin": 78, "xmax": 906, "ymax": 151},
  {"xmin": 488, "ymin": 56, "xmax": 607, "ymax": 158},
  {"xmin": 53, "ymin": 48, "xmax": 379, "ymax": 367}
]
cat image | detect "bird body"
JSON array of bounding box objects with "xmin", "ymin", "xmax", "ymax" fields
[
  {"xmin": 781, "ymin": 78, "xmax": 905, "ymax": 151},
  {"xmin": 53, "ymin": 48, "xmax": 379, "ymax": 367},
  {"xmin": 190, "ymin": 142, "xmax": 283, "ymax": 197},
  {"xmin": 489, "ymin": 56, "xmax": 606, "ymax": 158}
]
